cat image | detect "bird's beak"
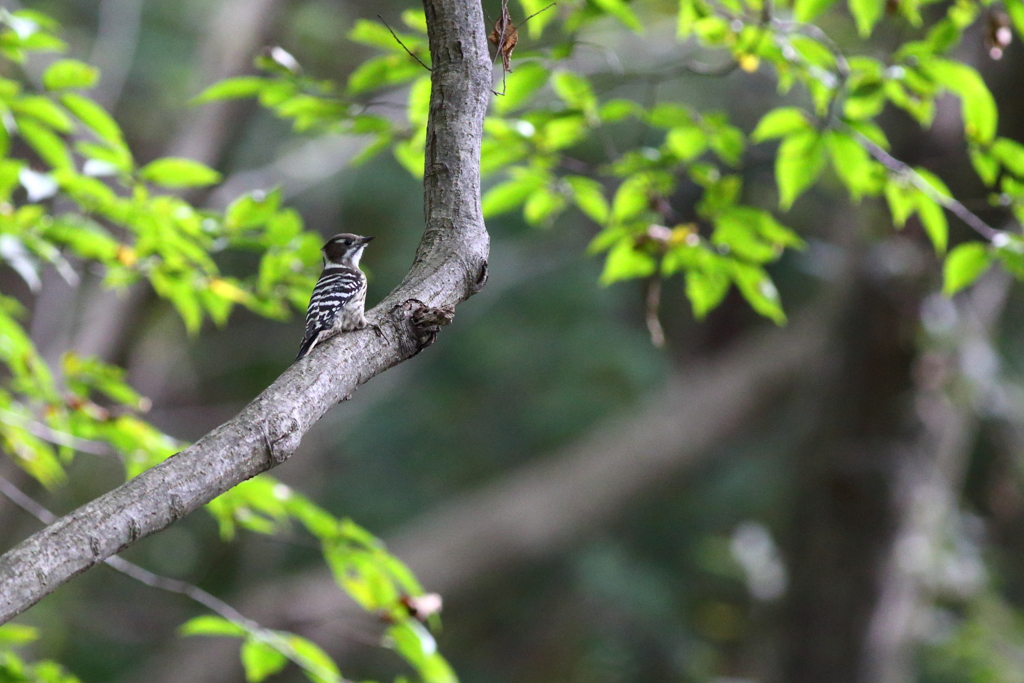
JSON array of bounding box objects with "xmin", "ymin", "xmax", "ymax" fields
[{"xmin": 361, "ymin": 236, "xmax": 375, "ymax": 244}]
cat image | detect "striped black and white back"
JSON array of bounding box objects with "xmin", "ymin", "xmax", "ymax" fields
[{"xmin": 294, "ymin": 233, "xmax": 373, "ymax": 362}]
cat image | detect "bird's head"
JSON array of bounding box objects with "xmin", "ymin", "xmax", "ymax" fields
[{"xmin": 322, "ymin": 233, "xmax": 373, "ymax": 268}]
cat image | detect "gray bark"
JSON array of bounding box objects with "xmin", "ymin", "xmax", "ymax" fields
[{"xmin": 0, "ymin": 0, "xmax": 490, "ymax": 625}]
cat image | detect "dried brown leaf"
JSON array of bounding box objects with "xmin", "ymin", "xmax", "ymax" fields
[{"xmin": 488, "ymin": 5, "xmax": 519, "ymax": 72}]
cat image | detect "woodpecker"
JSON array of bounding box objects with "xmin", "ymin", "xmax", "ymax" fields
[{"xmin": 294, "ymin": 233, "xmax": 373, "ymax": 362}]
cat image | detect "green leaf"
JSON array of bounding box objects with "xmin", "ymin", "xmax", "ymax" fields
[
  {"xmin": 843, "ymin": 81, "xmax": 885, "ymax": 120},
  {"xmin": 54, "ymin": 170, "xmax": 119, "ymax": 213},
  {"xmin": 493, "ymin": 62, "xmax": 549, "ymax": 114},
  {"xmin": 482, "ymin": 169, "xmax": 547, "ymax": 217},
  {"xmin": 847, "ymin": 119, "xmax": 890, "ymax": 150},
  {"xmin": 916, "ymin": 193, "xmax": 948, "ymax": 254},
  {"xmin": 599, "ymin": 98, "xmax": 642, "ymax": 122},
  {"xmin": 517, "ymin": 0, "xmax": 558, "ymax": 37},
  {"xmin": 566, "ymin": 175, "xmax": 610, "ymax": 223},
  {"xmin": 611, "ymin": 174, "xmax": 652, "ymax": 222},
  {"xmin": 849, "ymin": 0, "xmax": 885, "ymax": 37},
  {"xmin": 686, "ymin": 264, "xmax": 731, "ymax": 319},
  {"xmin": 969, "ymin": 146, "xmax": 999, "ymax": 186},
  {"xmin": 524, "ymin": 187, "xmax": 567, "ymax": 226},
  {"xmin": 600, "ymin": 238, "xmax": 656, "ymax": 284},
  {"xmin": 192, "ymin": 76, "xmax": 268, "ymax": 104},
  {"xmin": 924, "ymin": 18, "xmax": 961, "ymax": 53},
  {"xmin": 751, "ymin": 107, "xmax": 810, "ymax": 142},
  {"xmin": 60, "ymin": 93, "xmax": 124, "ymax": 146},
  {"xmin": 992, "ymin": 137, "xmax": 1024, "ymax": 177},
  {"xmin": 539, "ymin": 114, "xmax": 588, "ymax": 151},
  {"xmin": 914, "ymin": 167, "xmax": 952, "ymax": 198},
  {"xmin": 10, "ymin": 96, "xmax": 72, "ymax": 132},
  {"xmin": 17, "ymin": 118, "xmax": 72, "ymax": 170},
  {"xmin": 795, "ymin": 0, "xmax": 837, "ymax": 22},
  {"xmin": 226, "ymin": 188, "xmax": 282, "ymax": 229},
  {"xmin": 42, "ymin": 59, "xmax": 99, "ymax": 90},
  {"xmin": 349, "ymin": 18, "xmax": 422, "ymax": 52},
  {"xmin": 393, "ymin": 135, "xmax": 425, "ymax": 177},
  {"xmin": 697, "ymin": 174, "xmax": 741, "ymax": 215},
  {"xmin": 648, "ymin": 103, "xmax": 693, "ymax": 129},
  {"xmin": 884, "ymin": 178, "xmax": 916, "ymax": 228},
  {"xmin": 179, "ymin": 615, "xmax": 247, "ymax": 638},
  {"xmin": 551, "ymin": 71, "xmax": 597, "ymax": 117},
  {"xmin": 0, "ymin": 624, "xmax": 39, "ymax": 647},
  {"xmin": 347, "ymin": 54, "xmax": 425, "ymax": 94},
  {"xmin": 678, "ymin": 0, "xmax": 699, "ymax": 36},
  {"xmin": 713, "ymin": 213, "xmax": 778, "ymax": 262},
  {"xmin": 1007, "ymin": 0, "xmax": 1024, "ymax": 37},
  {"xmin": 790, "ymin": 35, "xmax": 835, "ymax": 70},
  {"xmin": 241, "ymin": 638, "xmax": 288, "ymax": 683},
  {"xmin": 943, "ymin": 242, "xmax": 992, "ymax": 295},
  {"xmin": 665, "ymin": 125, "xmax": 706, "ymax": 161},
  {"xmin": 707, "ymin": 122, "xmax": 745, "ymax": 166},
  {"xmin": 140, "ymin": 157, "xmax": 222, "ymax": 188},
  {"xmin": 826, "ymin": 130, "xmax": 877, "ymax": 201},
  {"xmin": 592, "ymin": 0, "xmax": 645, "ymax": 32},
  {"xmin": 731, "ymin": 262, "xmax": 786, "ymax": 324},
  {"xmin": 775, "ymin": 130, "xmax": 825, "ymax": 210},
  {"xmin": 926, "ymin": 59, "xmax": 997, "ymax": 145},
  {"xmin": 284, "ymin": 635, "xmax": 342, "ymax": 683},
  {"xmin": 407, "ymin": 76, "xmax": 431, "ymax": 127},
  {"xmin": 387, "ymin": 622, "xmax": 457, "ymax": 683},
  {"xmin": 401, "ymin": 9, "xmax": 428, "ymax": 32},
  {"xmin": 994, "ymin": 234, "xmax": 1024, "ymax": 278}
]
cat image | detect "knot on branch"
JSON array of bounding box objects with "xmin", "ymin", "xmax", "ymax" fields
[
  {"xmin": 471, "ymin": 261, "xmax": 488, "ymax": 294},
  {"xmin": 391, "ymin": 299, "xmax": 456, "ymax": 358},
  {"xmin": 261, "ymin": 415, "xmax": 301, "ymax": 467}
]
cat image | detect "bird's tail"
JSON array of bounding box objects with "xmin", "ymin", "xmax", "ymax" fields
[{"xmin": 294, "ymin": 333, "xmax": 319, "ymax": 362}]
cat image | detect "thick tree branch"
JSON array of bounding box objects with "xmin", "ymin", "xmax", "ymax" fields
[{"xmin": 0, "ymin": 0, "xmax": 490, "ymax": 625}]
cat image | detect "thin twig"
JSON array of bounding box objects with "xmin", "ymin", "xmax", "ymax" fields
[
  {"xmin": 645, "ymin": 277, "xmax": 666, "ymax": 348},
  {"xmin": 378, "ymin": 15, "xmax": 431, "ymax": 72},
  {"xmin": 0, "ymin": 476, "xmax": 56, "ymax": 525},
  {"xmin": 846, "ymin": 126, "xmax": 1004, "ymax": 242},
  {"xmin": 519, "ymin": 2, "xmax": 556, "ymax": 28},
  {"xmin": 0, "ymin": 409, "xmax": 116, "ymax": 457}
]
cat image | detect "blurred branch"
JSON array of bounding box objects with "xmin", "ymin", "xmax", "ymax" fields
[
  {"xmin": 0, "ymin": 0, "xmax": 492, "ymax": 624},
  {"xmin": 0, "ymin": 408, "xmax": 116, "ymax": 457},
  {"xmin": 88, "ymin": 0, "xmax": 144, "ymax": 109},
  {"xmin": 167, "ymin": 0, "xmax": 282, "ymax": 165}
]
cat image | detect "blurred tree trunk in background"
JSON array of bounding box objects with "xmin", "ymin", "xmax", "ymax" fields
[{"xmin": 784, "ymin": 266, "xmax": 919, "ymax": 682}]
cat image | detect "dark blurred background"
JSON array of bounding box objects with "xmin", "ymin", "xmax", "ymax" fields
[{"xmin": 4, "ymin": 0, "xmax": 1024, "ymax": 682}]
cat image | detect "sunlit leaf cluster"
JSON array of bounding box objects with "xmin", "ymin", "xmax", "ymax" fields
[
  {"xmin": 203, "ymin": 476, "xmax": 456, "ymax": 683},
  {"xmin": 0, "ymin": 623, "xmax": 80, "ymax": 683}
]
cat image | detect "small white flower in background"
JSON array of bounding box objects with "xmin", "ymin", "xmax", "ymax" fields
[
  {"xmin": 731, "ymin": 521, "xmax": 787, "ymax": 601},
  {"xmin": 18, "ymin": 168, "xmax": 58, "ymax": 202}
]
